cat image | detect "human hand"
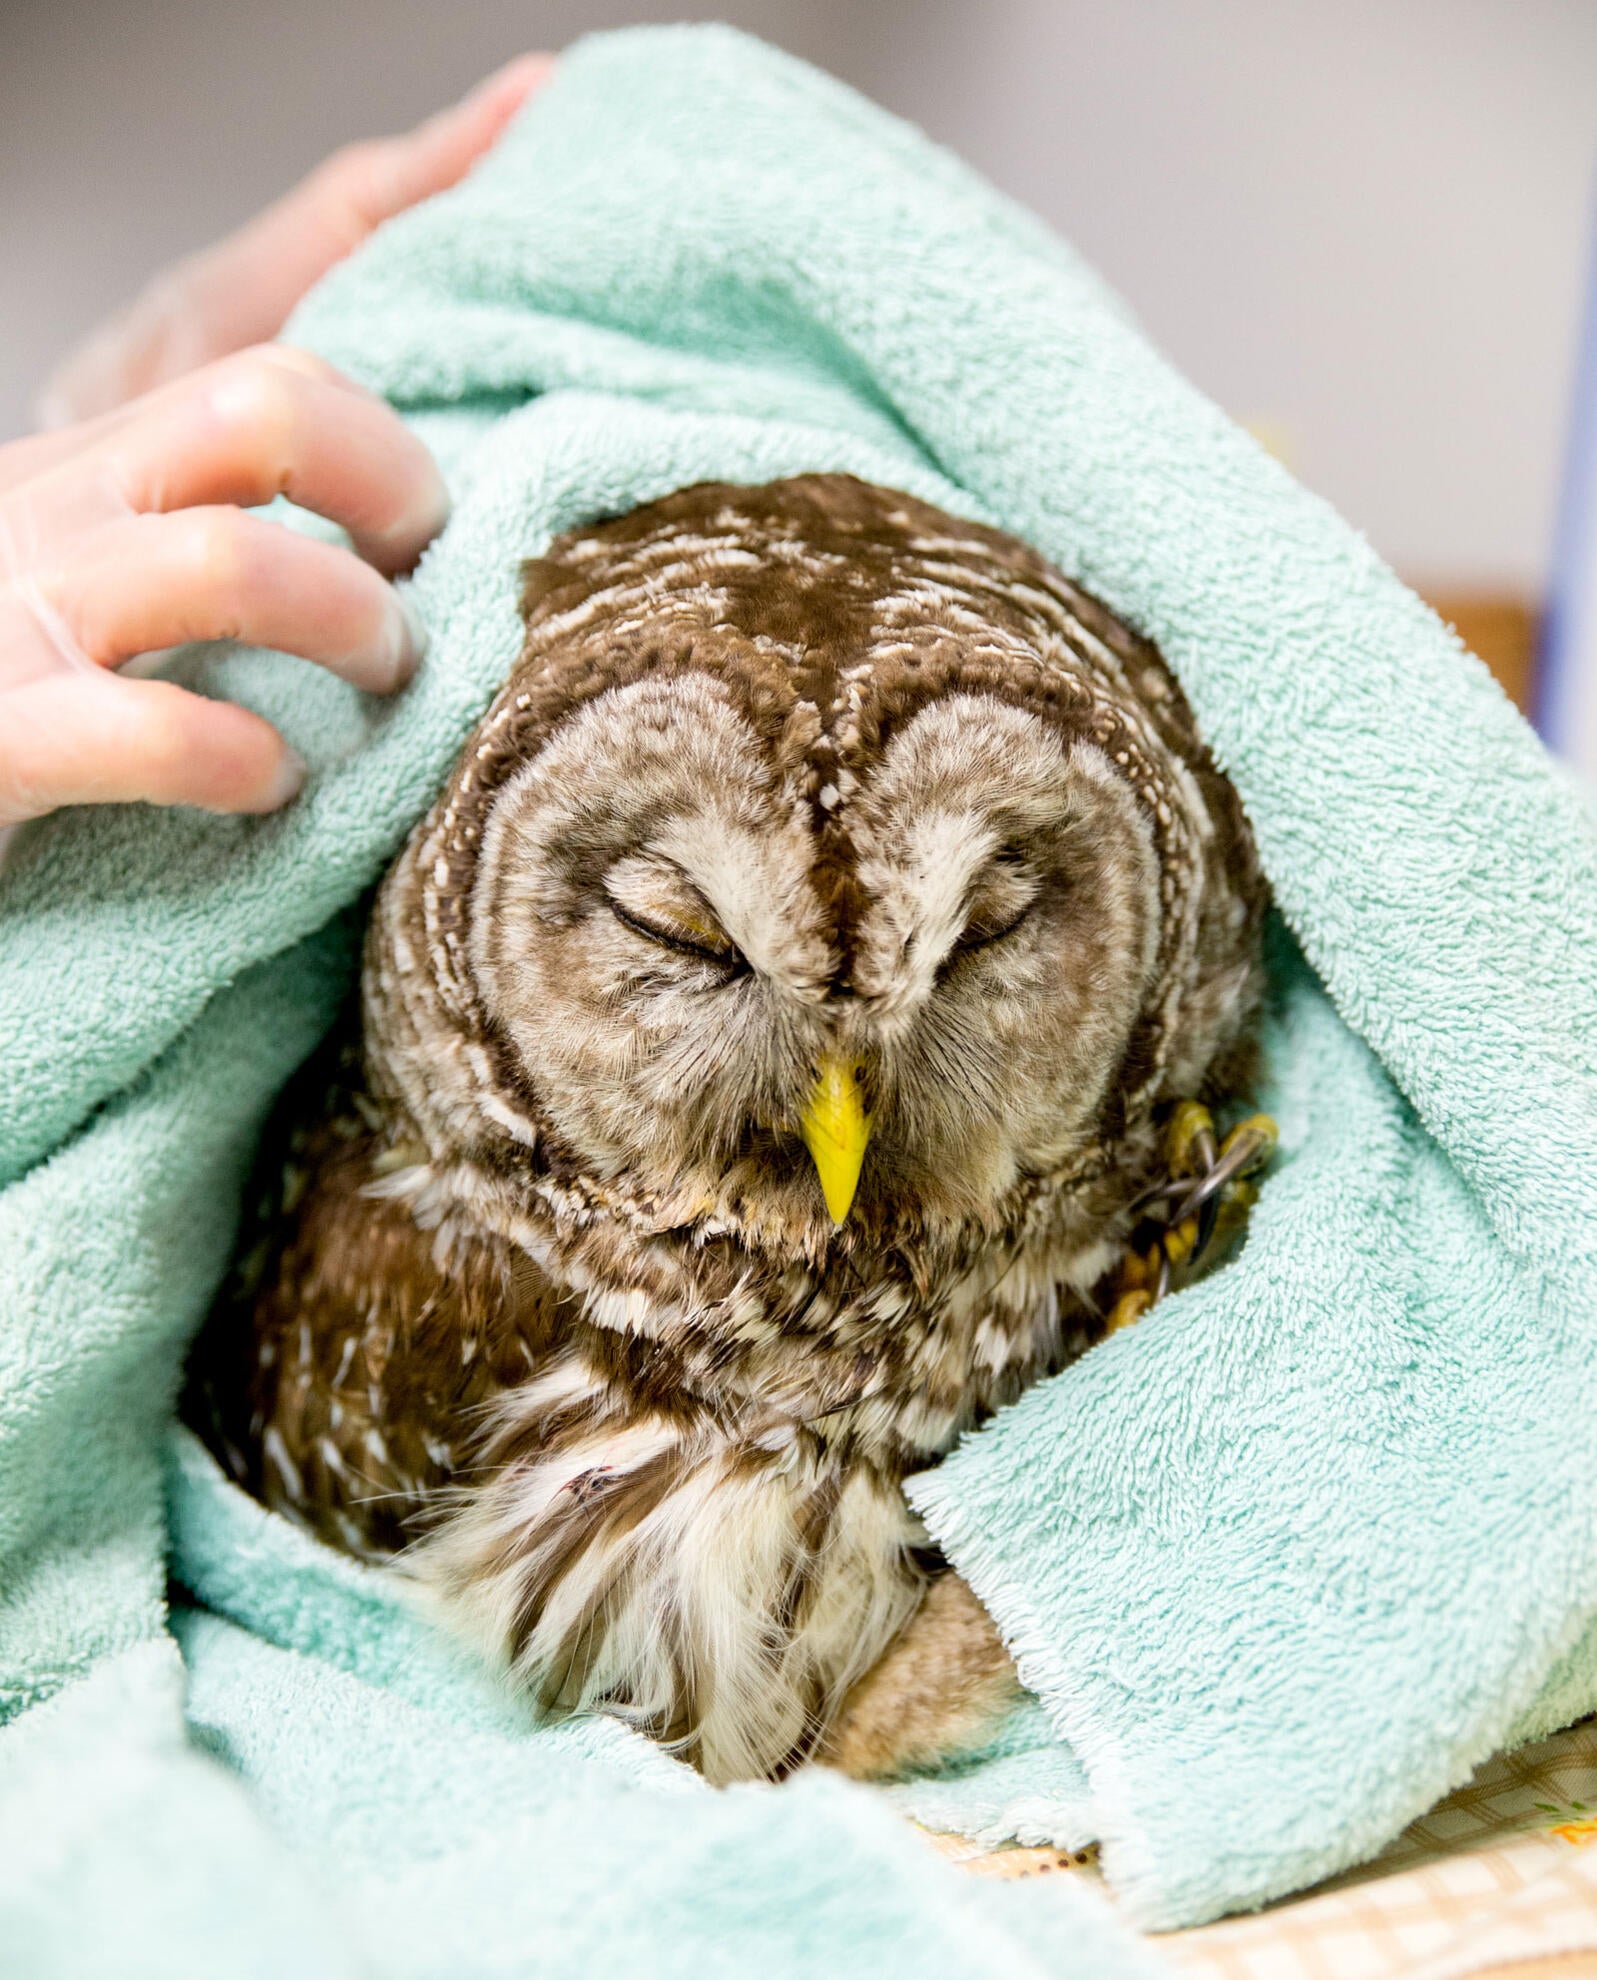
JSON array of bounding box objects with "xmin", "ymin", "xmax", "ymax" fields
[
  {"xmin": 0, "ymin": 345, "xmax": 450, "ymax": 826},
  {"xmin": 39, "ymin": 54, "xmax": 552, "ymax": 425},
  {"xmin": 3, "ymin": 56, "xmax": 552, "ymax": 832}
]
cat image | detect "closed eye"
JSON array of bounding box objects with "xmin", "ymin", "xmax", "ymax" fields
[
  {"xmin": 950, "ymin": 847, "xmax": 1039, "ymax": 957},
  {"xmin": 954, "ymin": 899, "xmax": 1032, "ymax": 953},
  {"xmin": 609, "ymin": 898, "xmax": 748, "ymax": 972}
]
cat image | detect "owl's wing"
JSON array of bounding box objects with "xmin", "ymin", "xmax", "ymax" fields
[{"xmin": 186, "ymin": 1019, "xmax": 570, "ymax": 1560}]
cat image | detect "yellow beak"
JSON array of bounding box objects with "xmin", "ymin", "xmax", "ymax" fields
[{"xmin": 799, "ymin": 1055, "xmax": 872, "ymax": 1225}]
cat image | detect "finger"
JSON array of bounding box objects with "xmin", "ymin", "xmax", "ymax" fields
[
  {"xmin": 3, "ymin": 347, "xmax": 373, "ymax": 500},
  {"xmin": 309, "ymin": 54, "xmax": 554, "ymax": 239},
  {"xmin": 38, "ymin": 507, "xmax": 426, "ymax": 693},
  {"xmin": 0, "ymin": 397, "xmax": 149, "ymax": 497},
  {"xmin": 84, "ymin": 346, "xmax": 449, "ymax": 573},
  {"xmin": 0, "ymin": 672, "xmax": 304, "ymax": 827},
  {"xmin": 0, "ymin": 422, "xmax": 119, "ymax": 497},
  {"xmin": 34, "ymin": 263, "xmax": 220, "ymax": 431},
  {"xmin": 36, "ymin": 55, "xmax": 553, "ymax": 425}
]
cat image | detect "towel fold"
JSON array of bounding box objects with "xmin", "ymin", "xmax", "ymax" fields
[{"xmin": 2, "ymin": 24, "xmax": 1593, "ymax": 1967}]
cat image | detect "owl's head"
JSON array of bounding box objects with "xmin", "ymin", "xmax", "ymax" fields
[{"xmin": 367, "ymin": 477, "xmax": 1263, "ymax": 1264}]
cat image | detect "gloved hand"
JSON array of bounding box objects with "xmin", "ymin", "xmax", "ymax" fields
[{"xmin": 1, "ymin": 55, "xmax": 551, "ymax": 831}]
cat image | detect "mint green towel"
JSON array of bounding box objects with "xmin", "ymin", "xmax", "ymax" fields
[{"xmin": 2, "ymin": 24, "xmax": 1594, "ymax": 1965}]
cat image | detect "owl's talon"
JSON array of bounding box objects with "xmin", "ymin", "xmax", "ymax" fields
[
  {"xmin": 1165, "ymin": 1100, "xmax": 1215, "ymax": 1177},
  {"xmin": 1221, "ymin": 1114, "xmax": 1278, "ymax": 1177},
  {"xmin": 1161, "ymin": 1215, "xmax": 1200, "ymax": 1268},
  {"xmin": 1109, "ymin": 1105, "xmax": 1278, "ymax": 1337},
  {"xmin": 1196, "ymin": 1186, "xmax": 1223, "ymax": 1259}
]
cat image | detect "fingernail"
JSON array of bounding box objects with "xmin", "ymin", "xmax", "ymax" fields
[
  {"xmin": 381, "ymin": 591, "xmax": 429, "ymax": 689},
  {"xmin": 399, "ymin": 460, "xmax": 452, "ymax": 553},
  {"xmin": 263, "ymin": 747, "xmax": 307, "ymax": 810}
]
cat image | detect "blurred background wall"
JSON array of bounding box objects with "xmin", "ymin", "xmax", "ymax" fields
[{"xmin": 4, "ymin": 0, "xmax": 1594, "ymax": 598}]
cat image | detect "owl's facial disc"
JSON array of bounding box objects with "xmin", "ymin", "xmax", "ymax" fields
[
  {"xmin": 468, "ymin": 674, "xmax": 1162, "ymax": 1248},
  {"xmin": 842, "ymin": 694, "xmax": 1163, "ymax": 1226}
]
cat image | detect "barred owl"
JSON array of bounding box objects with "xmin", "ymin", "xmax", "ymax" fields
[{"xmin": 193, "ymin": 474, "xmax": 1266, "ymax": 1783}]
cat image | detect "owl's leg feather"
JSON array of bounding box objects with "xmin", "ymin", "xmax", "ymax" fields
[
  {"xmin": 817, "ymin": 1569, "xmax": 1024, "ymax": 1782},
  {"xmin": 408, "ymin": 1384, "xmax": 926, "ymax": 1784}
]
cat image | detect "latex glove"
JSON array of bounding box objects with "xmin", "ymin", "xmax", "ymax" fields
[{"xmin": 2, "ymin": 57, "xmax": 551, "ymax": 832}]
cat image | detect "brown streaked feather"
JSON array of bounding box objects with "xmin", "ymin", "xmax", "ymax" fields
[{"xmin": 190, "ymin": 1019, "xmax": 576, "ymax": 1557}]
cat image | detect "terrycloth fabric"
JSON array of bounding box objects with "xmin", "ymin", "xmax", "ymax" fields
[
  {"xmin": 2, "ymin": 21, "xmax": 1594, "ymax": 1963},
  {"xmin": 0, "ymin": 933, "xmax": 1154, "ymax": 1979}
]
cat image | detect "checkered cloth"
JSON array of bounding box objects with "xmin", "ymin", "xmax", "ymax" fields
[{"xmin": 935, "ymin": 1720, "xmax": 1597, "ymax": 1979}]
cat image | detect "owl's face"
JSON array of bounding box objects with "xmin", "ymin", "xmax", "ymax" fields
[
  {"xmin": 368, "ymin": 475, "xmax": 1263, "ymax": 1266},
  {"xmin": 469, "ymin": 674, "xmax": 1161, "ymax": 1247}
]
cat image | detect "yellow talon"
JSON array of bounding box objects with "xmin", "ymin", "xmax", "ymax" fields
[
  {"xmin": 1165, "ymin": 1100, "xmax": 1215, "ymax": 1177},
  {"xmin": 799, "ymin": 1054, "xmax": 872, "ymax": 1225}
]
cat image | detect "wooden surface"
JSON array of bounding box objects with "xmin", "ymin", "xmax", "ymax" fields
[{"xmin": 1419, "ymin": 590, "xmax": 1540, "ymax": 713}]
